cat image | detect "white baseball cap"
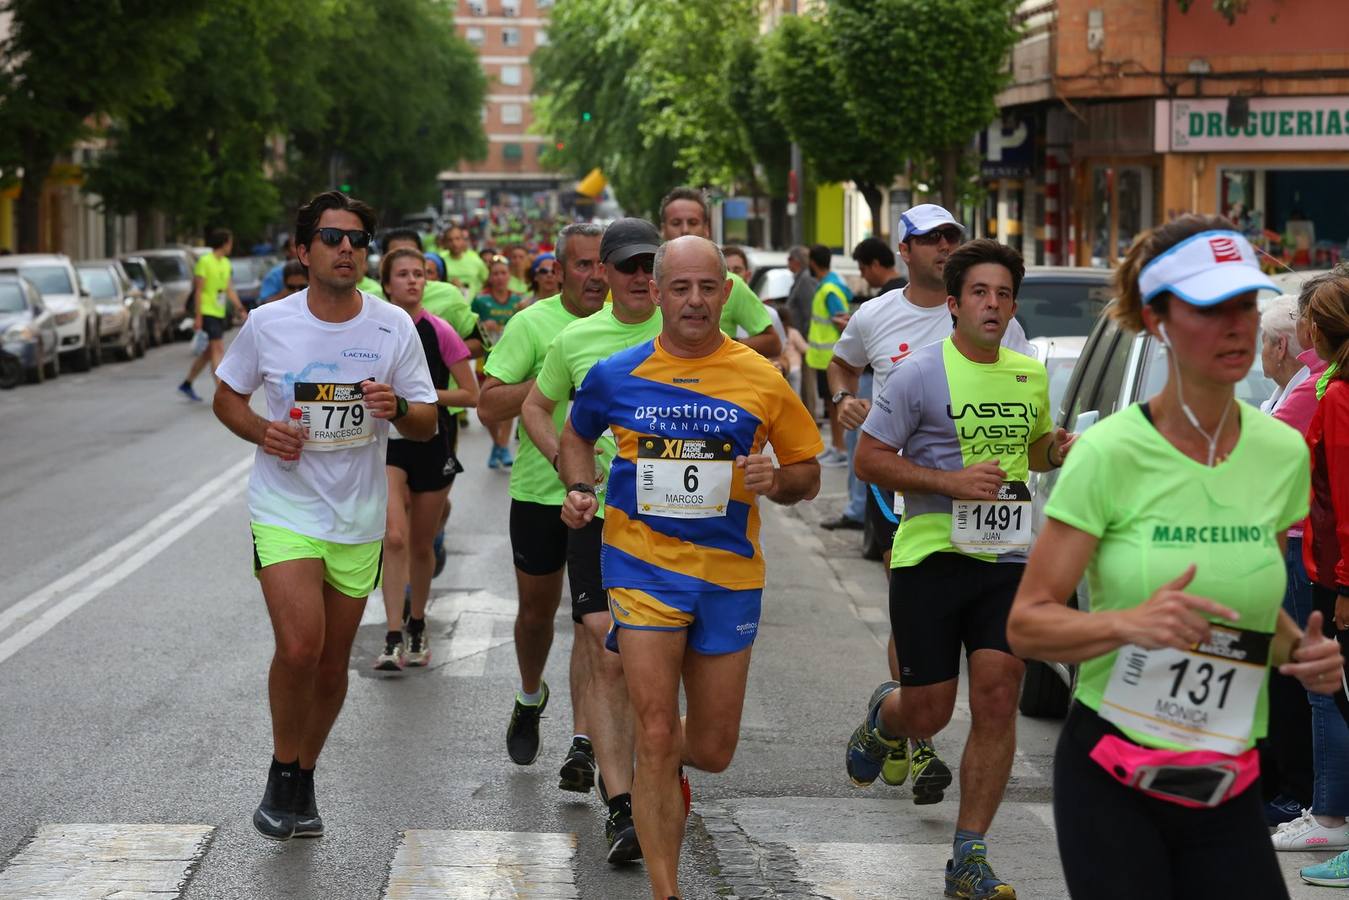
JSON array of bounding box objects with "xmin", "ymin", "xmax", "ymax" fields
[
  {"xmin": 897, "ymin": 204, "xmax": 966, "ymax": 243},
  {"xmin": 1139, "ymin": 230, "xmax": 1277, "ymax": 307}
]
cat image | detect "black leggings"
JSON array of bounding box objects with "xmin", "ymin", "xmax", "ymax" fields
[{"xmin": 1053, "ymin": 705, "xmax": 1289, "ymax": 900}]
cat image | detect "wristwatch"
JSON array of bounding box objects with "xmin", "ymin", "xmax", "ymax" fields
[
  {"xmin": 569, "ymin": 483, "xmax": 596, "ymax": 496},
  {"xmin": 831, "ymin": 390, "xmax": 855, "ymax": 404},
  {"xmin": 391, "ymin": 396, "xmax": 408, "ymax": 421}
]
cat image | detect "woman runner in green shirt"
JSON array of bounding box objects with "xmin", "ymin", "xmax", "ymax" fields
[
  {"xmin": 473, "ymin": 256, "xmax": 525, "ymax": 468},
  {"xmin": 1007, "ymin": 214, "xmax": 1342, "ymax": 899}
]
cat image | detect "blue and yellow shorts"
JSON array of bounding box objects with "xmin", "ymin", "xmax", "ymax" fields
[
  {"xmin": 606, "ymin": 586, "xmax": 763, "ymax": 656},
  {"xmin": 251, "ymin": 522, "xmax": 383, "ymax": 600}
]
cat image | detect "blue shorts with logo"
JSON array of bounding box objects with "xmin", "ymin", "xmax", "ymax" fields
[{"xmin": 606, "ymin": 586, "xmax": 763, "ymax": 656}]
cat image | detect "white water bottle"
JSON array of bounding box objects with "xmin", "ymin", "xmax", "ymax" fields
[{"xmin": 276, "ymin": 407, "xmax": 304, "ymax": 471}]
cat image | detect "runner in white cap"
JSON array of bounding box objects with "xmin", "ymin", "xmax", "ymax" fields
[{"xmin": 1007, "ymin": 214, "xmax": 1341, "ymax": 899}]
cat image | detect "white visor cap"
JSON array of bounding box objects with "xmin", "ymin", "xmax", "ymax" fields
[
  {"xmin": 897, "ymin": 204, "xmax": 966, "ymax": 243},
  {"xmin": 1139, "ymin": 230, "xmax": 1277, "ymax": 307}
]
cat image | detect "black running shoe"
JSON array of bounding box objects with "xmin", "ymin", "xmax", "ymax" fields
[
  {"xmin": 605, "ymin": 801, "xmax": 642, "ymax": 864},
  {"xmin": 293, "ymin": 768, "xmax": 324, "ymax": 838},
  {"xmin": 506, "ymin": 681, "xmax": 549, "ymax": 765},
  {"xmin": 558, "ymin": 736, "xmax": 596, "ymax": 793},
  {"xmin": 253, "ymin": 760, "xmax": 298, "ymax": 841}
]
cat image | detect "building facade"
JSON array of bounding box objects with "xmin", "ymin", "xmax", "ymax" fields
[
  {"xmin": 995, "ymin": 0, "xmax": 1349, "ymax": 269},
  {"xmin": 441, "ymin": 0, "xmax": 566, "ymax": 216}
]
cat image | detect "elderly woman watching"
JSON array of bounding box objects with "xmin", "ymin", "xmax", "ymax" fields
[{"xmin": 1260, "ymin": 294, "xmax": 1306, "ymax": 413}]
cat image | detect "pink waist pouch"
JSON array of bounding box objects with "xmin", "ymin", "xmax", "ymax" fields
[{"xmin": 1088, "ymin": 734, "xmax": 1260, "ymax": 809}]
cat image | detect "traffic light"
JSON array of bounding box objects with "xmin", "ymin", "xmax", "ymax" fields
[
  {"xmin": 581, "ymin": 111, "xmax": 592, "ymax": 123},
  {"xmin": 339, "ymin": 182, "xmax": 352, "ymax": 193}
]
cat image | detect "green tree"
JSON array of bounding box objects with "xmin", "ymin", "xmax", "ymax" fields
[
  {"xmin": 533, "ymin": 0, "xmax": 761, "ymax": 217},
  {"xmin": 761, "ymin": 0, "xmax": 1020, "ymax": 234},
  {"xmin": 0, "ymin": 0, "xmax": 209, "ymax": 251},
  {"xmin": 759, "ymin": 12, "xmax": 902, "ymax": 239},
  {"xmin": 283, "ymin": 0, "xmax": 487, "ymax": 224},
  {"xmin": 87, "ymin": 0, "xmax": 320, "ymax": 243}
]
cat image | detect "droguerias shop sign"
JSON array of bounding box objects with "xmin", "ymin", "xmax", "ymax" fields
[{"xmin": 1155, "ymin": 96, "xmax": 1349, "ymax": 152}]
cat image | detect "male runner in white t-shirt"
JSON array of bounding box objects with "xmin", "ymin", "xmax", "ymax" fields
[
  {"xmin": 214, "ymin": 191, "xmax": 439, "ymax": 842},
  {"xmin": 825, "ymin": 204, "xmax": 1031, "ymax": 798}
]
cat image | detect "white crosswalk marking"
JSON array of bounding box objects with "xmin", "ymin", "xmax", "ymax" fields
[
  {"xmin": 383, "ymin": 829, "xmax": 577, "ymax": 899},
  {"xmin": 0, "ymin": 824, "xmax": 213, "ymax": 900},
  {"xmin": 363, "ymin": 589, "xmax": 518, "ymax": 676}
]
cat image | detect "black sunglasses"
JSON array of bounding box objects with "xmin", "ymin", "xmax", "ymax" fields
[
  {"xmin": 612, "ymin": 254, "xmax": 655, "ymax": 275},
  {"xmin": 535, "ymin": 266, "xmax": 557, "ymax": 275},
  {"xmin": 911, "ymin": 228, "xmax": 962, "ymax": 247},
  {"xmin": 314, "ymin": 227, "xmax": 372, "ymax": 249}
]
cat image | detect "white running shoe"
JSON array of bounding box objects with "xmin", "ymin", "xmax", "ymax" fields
[
  {"xmin": 374, "ymin": 638, "xmax": 405, "ymax": 672},
  {"xmin": 1272, "ymin": 810, "xmax": 1349, "ymax": 851}
]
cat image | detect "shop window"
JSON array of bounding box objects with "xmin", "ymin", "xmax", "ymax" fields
[{"xmin": 1089, "ymin": 165, "xmax": 1153, "ymax": 267}]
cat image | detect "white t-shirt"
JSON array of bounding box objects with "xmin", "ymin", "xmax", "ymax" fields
[
  {"xmin": 833, "ymin": 286, "xmax": 1033, "ymax": 395},
  {"xmin": 217, "ymin": 290, "xmax": 438, "ymax": 543}
]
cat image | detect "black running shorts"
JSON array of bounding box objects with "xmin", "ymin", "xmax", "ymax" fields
[
  {"xmin": 890, "ymin": 552, "xmax": 1023, "ymax": 686},
  {"xmin": 386, "ymin": 433, "xmax": 459, "ymax": 493},
  {"xmin": 566, "ymin": 517, "xmax": 608, "ymax": 623},
  {"xmin": 200, "ymin": 315, "xmax": 226, "ymax": 341},
  {"xmin": 509, "ymin": 499, "xmax": 569, "ymax": 575}
]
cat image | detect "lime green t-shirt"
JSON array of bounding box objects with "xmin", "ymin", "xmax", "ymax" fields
[
  {"xmin": 483, "ymin": 294, "xmax": 584, "ymax": 505},
  {"xmin": 363, "ymin": 280, "xmax": 477, "ymax": 339},
  {"xmin": 509, "ymin": 275, "xmax": 531, "ymax": 296},
  {"xmin": 536, "ymin": 306, "xmax": 664, "ymax": 513},
  {"xmin": 356, "ymin": 276, "xmax": 381, "ymax": 295},
  {"xmin": 861, "ymin": 338, "xmax": 1052, "ymax": 568},
  {"xmin": 441, "ymin": 250, "xmax": 490, "ymax": 299},
  {"xmin": 719, "ymin": 271, "xmax": 772, "ymax": 339},
  {"xmin": 194, "ymin": 253, "xmax": 232, "ymax": 319},
  {"xmin": 1044, "ymin": 402, "xmax": 1309, "ymax": 752}
]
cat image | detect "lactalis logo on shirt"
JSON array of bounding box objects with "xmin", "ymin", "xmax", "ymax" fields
[
  {"xmin": 341, "ymin": 347, "xmax": 381, "ymax": 360},
  {"xmin": 1152, "ymin": 524, "xmax": 1265, "ymax": 544}
]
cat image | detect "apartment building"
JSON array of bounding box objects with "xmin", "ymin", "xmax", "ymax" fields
[
  {"xmin": 441, "ymin": 0, "xmax": 565, "ymax": 215},
  {"xmin": 994, "ymin": 0, "xmax": 1349, "ymax": 268}
]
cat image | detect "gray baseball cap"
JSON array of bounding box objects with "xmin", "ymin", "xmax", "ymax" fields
[{"xmin": 600, "ymin": 217, "xmax": 661, "ymax": 265}]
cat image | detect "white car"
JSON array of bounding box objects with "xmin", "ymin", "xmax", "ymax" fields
[{"xmin": 0, "ymin": 254, "xmax": 100, "ymax": 371}]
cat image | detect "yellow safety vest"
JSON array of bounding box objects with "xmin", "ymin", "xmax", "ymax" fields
[{"xmin": 806, "ymin": 279, "xmax": 847, "ymax": 370}]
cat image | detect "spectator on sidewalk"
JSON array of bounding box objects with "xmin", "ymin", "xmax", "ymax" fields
[{"xmin": 805, "ymin": 244, "xmax": 852, "ymax": 468}]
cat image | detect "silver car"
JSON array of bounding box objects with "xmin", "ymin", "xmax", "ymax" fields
[
  {"xmin": 119, "ymin": 255, "xmax": 174, "ymax": 346},
  {"xmin": 77, "ymin": 261, "xmax": 148, "ymax": 362},
  {"xmin": 0, "ymin": 274, "xmax": 60, "ymax": 383},
  {"xmin": 0, "ymin": 253, "xmax": 100, "ymax": 371},
  {"xmin": 134, "ymin": 249, "xmax": 197, "ymax": 339}
]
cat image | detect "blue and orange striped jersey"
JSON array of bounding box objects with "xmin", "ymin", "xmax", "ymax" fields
[{"xmin": 569, "ymin": 335, "xmax": 824, "ymax": 592}]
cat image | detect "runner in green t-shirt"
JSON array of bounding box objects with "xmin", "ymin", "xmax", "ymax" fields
[
  {"xmin": 507, "ymin": 244, "xmax": 533, "ymax": 297},
  {"xmin": 845, "ymin": 239, "xmax": 1075, "ymax": 900},
  {"xmin": 479, "ymin": 222, "xmax": 610, "ymax": 789},
  {"xmin": 177, "ymin": 228, "xmax": 248, "ymax": 402},
  {"xmin": 520, "ymin": 218, "xmax": 662, "ymax": 864},
  {"xmin": 657, "ymin": 186, "xmax": 781, "ymax": 359},
  {"xmin": 1005, "ymin": 218, "xmax": 1340, "ymax": 898},
  {"xmin": 473, "ymin": 256, "xmax": 526, "ymax": 468},
  {"xmin": 438, "ymin": 223, "xmax": 490, "ymax": 298}
]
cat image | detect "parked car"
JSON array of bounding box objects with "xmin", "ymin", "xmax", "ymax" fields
[
  {"xmin": 119, "ymin": 255, "xmax": 174, "ymax": 346},
  {"xmin": 77, "ymin": 260, "xmax": 148, "ymax": 361},
  {"xmin": 745, "ymin": 249, "xmax": 867, "ymax": 304},
  {"xmin": 231, "ymin": 255, "xmax": 274, "ymax": 309},
  {"xmin": 1015, "ymin": 266, "xmax": 1114, "ymax": 339},
  {"xmin": 1017, "ymin": 308, "xmax": 1278, "ymax": 719},
  {"xmin": 133, "ymin": 249, "xmax": 197, "ymax": 339},
  {"xmin": 0, "ymin": 253, "xmax": 100, "ymax": 371},
  {"xmin": 0, "ymin": 274, "xmax": 59, "ymax": 383}
]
